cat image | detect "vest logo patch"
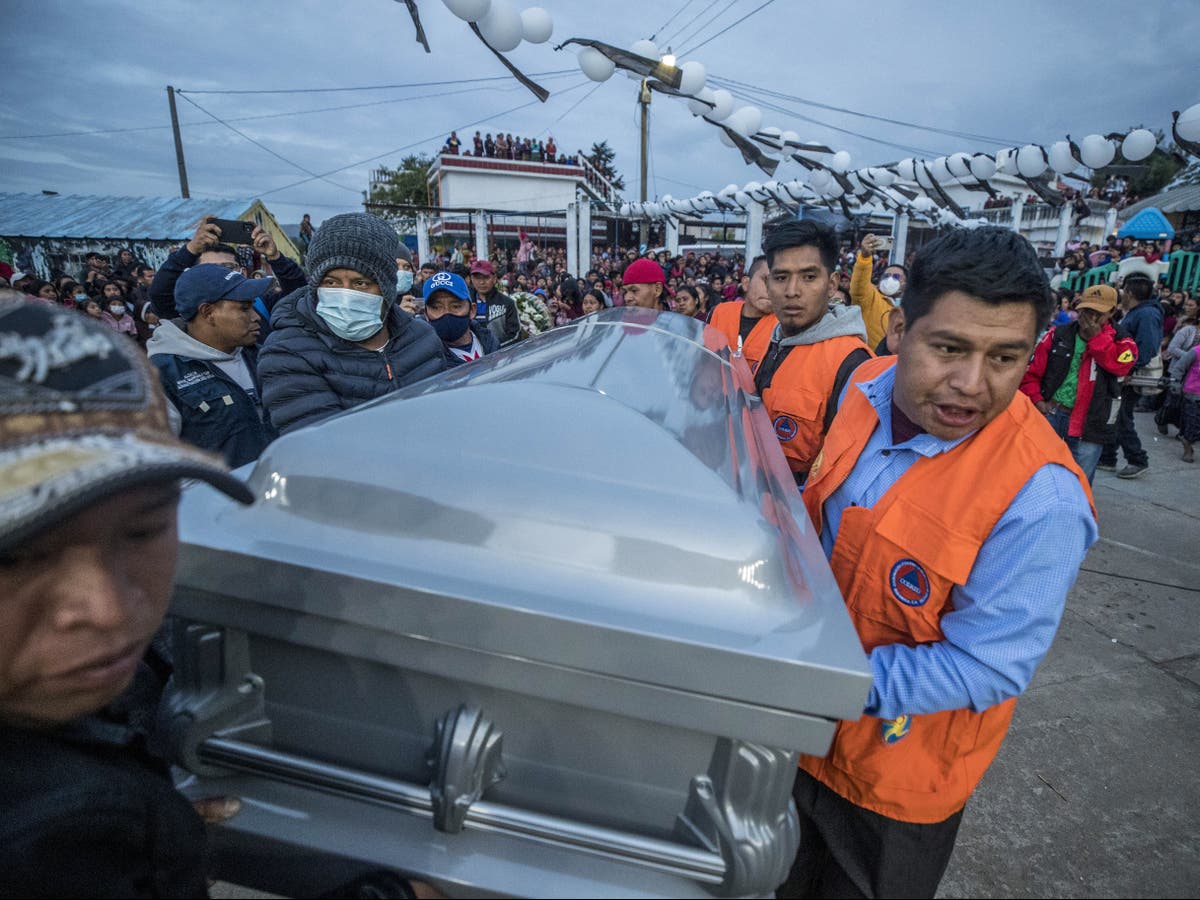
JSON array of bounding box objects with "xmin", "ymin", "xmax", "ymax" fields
[
  {"xmin": 1117, "ymin": 349, "xmax": 1134, "ymax": 364},
  {"xmin": 881, "ymin": 715, "xmax": 911, "ymax": 744},
  {"xmin": 889, "ymin": 558, "xmax": 930, "ymax": 606},
  {"xmin": 773, "ymin": 415, "xmax": 798, "ymax": 441}
]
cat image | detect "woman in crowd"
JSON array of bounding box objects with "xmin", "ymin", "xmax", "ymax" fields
[
  {"xmin": 24, "ymin": 279, "xmax": 58, "ymax": 303},
  {"xmin": 672, "ymin": 284, "xmax": 705, "ymax": 320},
  {"xmin": 581, "ymin": 289, "xmax": 605, "ymax": 316}
]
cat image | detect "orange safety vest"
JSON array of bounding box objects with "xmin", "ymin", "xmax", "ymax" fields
[
  {"xmin": 759, "ymin": 334, "xmax": 871, "ymax": 478},
  {"xmin": 741, "ymin": 315, "xmax": 777, "ymax": 374},
  {"xmin": 801, "ymin": 356, "xmax": 1096, "ymax": 823},
  {"xmin": 708, "ymin": 301, "xmax": 773, "ymax": 357}
]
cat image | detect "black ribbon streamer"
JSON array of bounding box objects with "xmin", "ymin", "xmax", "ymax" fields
[{"xmin": 469, "ymin": 23, "xmax": 550, "ymax": 102}]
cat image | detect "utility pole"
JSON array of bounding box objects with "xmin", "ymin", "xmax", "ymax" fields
[
  {"xmin": 166, "ymin": 86, "xmax": 190, "ymax": 198},
  {"xmin": 638, "ymin": 78, "xmax": 651, "ymax": 249}
]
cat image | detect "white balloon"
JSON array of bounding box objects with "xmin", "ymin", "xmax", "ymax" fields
[
  {"xmin": 781, "ymin": 130, "xmax": 800, "ymax": 148},
  {"xmin": 477, "ymin": 0, "xmax": 523, "ymax": 51},
  {"xmin": 718, "ymin": 128, "xmax": 736, "ymax": 148},
  {"xmin": 442, "ymin": 0, "xmax": 491, "ymax": 21},
  {"xmin": 719, "ymin": 183, "xmax": 739, "ymax": 196},
  {"xmin": 577, "ymin": 47, "xmax": 614, "ymax": 82},
  {"xmin": 1016, "ymin": 144, "xmax": 1047, "ymax": 179},
  {"xmin": 912, "ymin": 196, "xmax": 935, "ymax": 212},
  {"xmin": 830, "ymin": 150, "xmax": 851, "ymax": 173},
  {"xmin": 947, "ymin": 152, "xmax": 972, "ymax": 178},
  {"xmin": 969, "ymin": 154, "xmax": 996, "ymax": 180},
  {"xmin": 930, "ymin": 156, "xmax": 954, "ymax": 182},
  {"xmin": 915, "ymin": 162, "xmax": 934, "ymax": 188},
  {"xmin": 1121, "ymin": 129, "xmax": 1156, "ymax": 162},
  {"xmin": 519, "ymin": 6, "xmax": 553, "ymax": 43},
  {"xmin": 896, "ymin": 158, "xmax": 916, "ymax": 182},
  {"xmin": 1047, "ymin": 141, "xmax": 1077, "ymax": 175},
  {"xmin": 994, "ymin": 148, "xmax": 1015, "ymax": 175},
  {"xmin": 619, "ymin": 203, "xmax": 631, "ymax": 216},
  {"xmin": 729, "ymin": 105, "xmax": 763, "ymax": 137},
  {"xmin": 687, "ymin": 86, "xmax": 716, "ymax": 117},
  {"xmin": 709, "ymin": 89, "xmax": 735, "ymax": 121},
  {"xmin": 822, "ymin": 182, "xmax": 844, "ymax": 199},
  {"xmin": 677, "ymin": 60, "xmax": 706, "ymax": 96},
  {"xmin": 1178, "ymin": 102, "xmax": 1200, "ymax": 142},
  {"xmin": 630, "ymin": 39, "xmax": 658, "ymax": 60},
  {"xmin": 743, "ymin": 180, "xmax": 762, "ymax": 195},
  {"xmin": 757, "ymin": 126, "xmax": 783, "ymax": 149},
  {"xmin": 1079, "ymin": 134, "xmax": 1115, "ymax": 169},
  {"xmin": 734, "ymin": 191, "xmax": 750, "ymax": 207},
  {"xmin": 871, "ymin": 167, "xmax": 896, "ymax": 187},
  {"xmin": 809, "ymin": 169, "xmax": 833, "ymax": 192}
]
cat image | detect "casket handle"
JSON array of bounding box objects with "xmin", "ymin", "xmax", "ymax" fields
[{"xmin": 426, "ymin": 704, "xmax": 506, "ymax": 834}]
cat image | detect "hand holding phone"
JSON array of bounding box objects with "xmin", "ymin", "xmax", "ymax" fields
[{"xmin": 205, "ymin": 217, "xmax": 256, "ymax": 245}]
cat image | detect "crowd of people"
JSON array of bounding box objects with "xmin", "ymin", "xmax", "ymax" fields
[
  {"xmin": 3, "ymin": 204, "xmax": 1199, "ymax": 899},
  {"xmin": 441, "ymin": 129, "xmax": 581, "ymax": 166},
  {"xmin": 1054, "ymin": 231, "xmax": 1200, "ymax": 281}
]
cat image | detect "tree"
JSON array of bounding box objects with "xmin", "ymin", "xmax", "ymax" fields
[
  {"xmin": 1088, "ymin": 127, "xmax": 1184, "ymax": 199},
  {"xmin": 366, "ymin": 154, "xmax": 435, "ymax": 233},
  {"xmin": 584, "ymin": 140, "xmax": 626, "ymax": 191}
]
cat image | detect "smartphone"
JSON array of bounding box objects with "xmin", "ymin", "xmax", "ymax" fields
[
  {"xmin": 206, "ymin": 217, "xmax": 256, "ymax": 244},
  {"xmin": 874, "ymin": 235, "xmax": 894, "ymax": 252}
]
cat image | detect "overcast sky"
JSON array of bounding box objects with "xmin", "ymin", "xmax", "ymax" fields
[{"xmin": 1, "ymin": 0, "xmax": 1196, "ymax": 227}]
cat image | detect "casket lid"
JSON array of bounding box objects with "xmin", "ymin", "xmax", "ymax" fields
[{"xmin": 176, "ymin": 309, "xmax": 870, "ymax": 737}]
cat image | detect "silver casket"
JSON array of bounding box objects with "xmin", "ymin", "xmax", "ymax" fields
[{"xmin": 164, "ymin": 307, "xmax": 871, "ymax": 899}]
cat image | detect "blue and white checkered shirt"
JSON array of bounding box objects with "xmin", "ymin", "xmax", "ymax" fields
[{"xmin": 817, "ymin": 365, "xmax": 1098, "ymax": 719}]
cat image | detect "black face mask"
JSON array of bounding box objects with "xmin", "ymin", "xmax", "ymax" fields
[{"xmin": 430, "ymin": 312, "xmax": 471, "ymax": 342}]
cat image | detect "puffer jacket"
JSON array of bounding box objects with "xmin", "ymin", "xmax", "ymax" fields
[{"xmin": 257, "ymin": 285, "xmax": 446, "ymax": 435}]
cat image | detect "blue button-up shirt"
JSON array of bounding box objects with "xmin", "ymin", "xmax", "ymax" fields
[{"xmin": 818, "ymin": 365, "xmax": 1098, "ymax": 719}]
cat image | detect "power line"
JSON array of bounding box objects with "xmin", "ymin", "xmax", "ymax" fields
[
  {"xmin": 537, "ymin": 81, "xmax": 605, "ymax": 136},
  {"xmin": 0, "ymin": 79, "xmax": 568, "ymax": 141},
  {"xmin": 709, "ymin": 75, "xmax": 1027, "ymax": 147},
  {"xmin": 257, "ymin": 81, "xmax": 593, "ymax": 199},
  {"xmin": 668, "ymin": 0, "xmax": 735, "ymax": 54},
  {"xmin": 177, "ymin": 70, "xmax": 578, "ymax": 96},
  {"xmin": 649, "ymin": 0, "xmax": 696, "ymax": 41},
  {"xmin": 681, "ymin": 0, "xmax": 778, "ymax": 56},
  {"xmin": 717, "ymin": 84, "xmax": 943, "ymax": 156},
  {"xmin": 176, "ymin": 93, "xmax": 361, "ymax": 195}
]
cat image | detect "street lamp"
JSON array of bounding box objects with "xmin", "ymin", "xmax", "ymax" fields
[{"xmin": 638, "ymin": 47, "xmax": 673, "ymax": 249}]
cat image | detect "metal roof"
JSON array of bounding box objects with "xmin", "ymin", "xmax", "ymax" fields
[
  {"xmin": 0, "ymin": 192, "xmax": 255, "ymax": 240},
  {"xmin": 1122, "ymin": 183, "xmax": 1200, "ymax": 217}
]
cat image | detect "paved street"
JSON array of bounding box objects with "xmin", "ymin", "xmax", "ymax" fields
[{"xmin": 939, "ymin": 411, "xmax": 1200, "ymax": 899}]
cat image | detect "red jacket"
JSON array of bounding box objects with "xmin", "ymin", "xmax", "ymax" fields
[{"xmin": 1020, "ymin": 321, "xmax": 1137, "ymax": 441}]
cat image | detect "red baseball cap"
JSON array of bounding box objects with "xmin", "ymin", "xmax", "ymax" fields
[
  {"xmin": 470, "ymin": 260, "xmax": 495, "ymax": 276},
  {"xmin": 622, "ymin": 258, "xmax": 665, "ymax": 285}
]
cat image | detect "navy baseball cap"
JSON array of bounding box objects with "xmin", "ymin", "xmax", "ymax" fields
[
  {"xmin": 174, "ymin": 264, "xmax": 275, "ymax": 321},
  {"xmin": 422, "ymin": 270, "xmax": 470, "ymax": 302}
]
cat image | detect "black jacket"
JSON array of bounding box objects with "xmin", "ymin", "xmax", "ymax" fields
[
  {"xmin": 1039, "ymin": 320, "xmax": 1128, "ymax": 444},
  {"xmin": 148, "ymin": 245, "xmax": 307, "ymax": 320},
  {"xmin": 258, "ymin": 286, "xmax": 446, "ymax": 435},
  {"xmin": 471, "ymin": 286, "xmax": 522, "ymax": 347},
  {"xmin": 0, "ymin": 654, "xmax": 209, "ymax": 899}
]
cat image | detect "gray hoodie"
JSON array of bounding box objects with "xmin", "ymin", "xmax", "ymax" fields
[
  {"xmin": 145, "ymin": 320, "xmax": 258, "ymax": 433},
  {"xmin": 771, "ymin": 302, "xmax": 869, "ymax": 348}
]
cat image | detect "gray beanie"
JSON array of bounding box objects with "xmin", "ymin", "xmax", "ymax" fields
[
  {"xmin": 396, "ymin": 242, "xmax": 412, "ymax": 266},
  {"xmin": 306, "ymin": 213, "xmax": 400, "ymax": 305}
]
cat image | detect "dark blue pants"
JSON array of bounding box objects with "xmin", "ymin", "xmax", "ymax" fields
[{"xmin": 1100, "ymin": 388, "xmax": 1148, "ymax": 468}]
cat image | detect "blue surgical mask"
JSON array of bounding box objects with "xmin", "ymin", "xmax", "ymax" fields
[
  {"xmin": 430, "ymin": 312, "xmax": 472, "ymax": 343},
  {"xmin": 316, "ymin": 287, "xmax": 385, "ymax": 341},
  {"xmin": 74, "ymin": 292, "xmax": 88, "ymax": 302},
  {"xmin": 396, "ymin": 270, "xmax": 414, "ymax": 294}
]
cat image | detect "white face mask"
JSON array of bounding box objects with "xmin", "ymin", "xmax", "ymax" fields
[
  {"xmin": 396, "ymin": 270, "xmax": 414, "ymax": 294},
  {"xmin": 878, "ymin": 275, "xmax": 902, "ymax": 298},
  {"xmin": 316, "ymin": 287, "xmax": 384, "ymax": 341},
  {"xmin": 108, "ymin": 303, "xmax": 126, "ymax": 316}
]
